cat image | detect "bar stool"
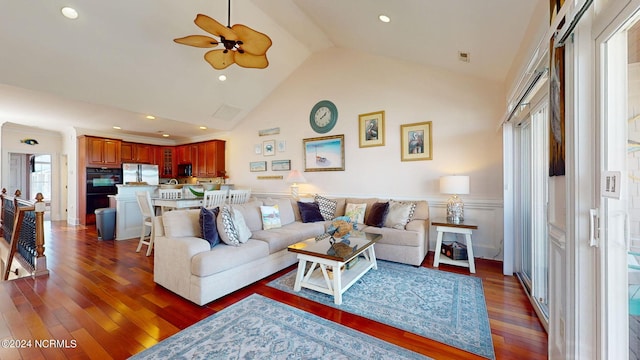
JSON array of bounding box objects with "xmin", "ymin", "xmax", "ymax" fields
[{"xmin": 135, "ymin": 191, "xmax": 155, "ymax": 256}]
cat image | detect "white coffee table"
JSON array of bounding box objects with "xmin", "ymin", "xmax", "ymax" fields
[{"xmin": 288, "ymin": 232, "xmax": 380, "ymax": 305}]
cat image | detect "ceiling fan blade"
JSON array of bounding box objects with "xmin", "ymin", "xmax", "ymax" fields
[
  {"xmin": 204, "ymin": 49, "xmax": 235, "ymax": 70},
  {"xmin": 173, "ymin": 35, "xmax": 219, "ymax": 48},
  {"xmin": 234, "ymin": 52, "xmax": 269, "ymax": 69},
  {"xmin": 231, "ymin": 24, "xmax": 272, "ymax": 55},
  {"xmin": 195, "ymin": 14, "xmax": 238, "ymax": 40}
]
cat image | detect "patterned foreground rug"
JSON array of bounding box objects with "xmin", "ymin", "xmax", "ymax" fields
[
  {"xmin": 129, "ymin": 294, "xmax": 431, "ymax": 359},
  {"xmin": 268, "ymin": 260, "xmax": 496, "ymax": 360}
]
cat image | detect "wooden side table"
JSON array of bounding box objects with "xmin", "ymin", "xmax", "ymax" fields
[{"xmin": 432, "ymin": 219, "xmax": 478, "ymax": 273}]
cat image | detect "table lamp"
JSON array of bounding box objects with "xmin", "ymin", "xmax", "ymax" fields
[
  {"xmin": 286, "ymin": 170, "xmax": 307, "ymax": 199},
  {"xmin": 439, "ymin": 175, "xmax": 469, "ymax": 223}
]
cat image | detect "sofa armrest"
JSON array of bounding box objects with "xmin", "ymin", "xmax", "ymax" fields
[
  {"xmin": 406, "ymin": 218, "xmax": 429, "ymax": 246},
  {"xmin": 154, "ymin": 225, "xmax": 210, "ymax": 300}
]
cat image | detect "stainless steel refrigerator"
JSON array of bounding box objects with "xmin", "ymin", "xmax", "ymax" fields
[{"xmin": 122, "ymin": 163, "xmax": 159, "ymax": 185}]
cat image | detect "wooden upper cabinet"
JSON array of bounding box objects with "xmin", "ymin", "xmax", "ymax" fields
[
  {"xmin": 196, "ymin": 140, "xmax": 225, "ymax": 177},
  {"xmin": 176, "ymin": 144, "xmax": 197, "ymax": 165},
  {"xmin": 121, "ymin": 142, "xmax": 155, "ymax": 164},
  {"xmin": 83, "ymin": 136, "xmax": 121, "ymax": 168},
  {"xmin": 157, "ymin": 147, "xmax": 176, "ymax": 178}
]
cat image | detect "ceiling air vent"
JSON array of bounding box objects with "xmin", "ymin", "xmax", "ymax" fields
[
  {"xmin": 458, "ymin": 51, "xmax": 470, "ymax": 63},
  {"xmin": 212, "ymin": 104, "xmax": 242, "ymax": 121}
]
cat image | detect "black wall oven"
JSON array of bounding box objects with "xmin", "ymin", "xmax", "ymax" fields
[{"xmin": 86, "ymin": 168, "xmax": 122, "ymax": 217}]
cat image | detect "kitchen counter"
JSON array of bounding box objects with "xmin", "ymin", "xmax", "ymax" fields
[{"xmin": 113, "ymin": 185, "xmax": 158, "ymax": 240}]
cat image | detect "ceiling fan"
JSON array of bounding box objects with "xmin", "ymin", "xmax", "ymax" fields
[{"xmin": 174, "ymin": 0, "xmax": 272, "ymax": 70}]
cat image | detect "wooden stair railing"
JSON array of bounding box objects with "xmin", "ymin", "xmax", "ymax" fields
[{"xmin": 0, "ymin": 188, "xmax": 48, "ymax": 280}]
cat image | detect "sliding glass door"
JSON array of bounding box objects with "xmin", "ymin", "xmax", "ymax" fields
[{"xmin": 516, "ymin": 101, "xmax": 549, "ymax": 324}]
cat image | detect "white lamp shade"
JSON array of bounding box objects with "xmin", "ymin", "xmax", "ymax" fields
[
  {"xmin": 440, "ymin": 175, "xmax": 469, "ymax": 195},
  {"xmin": 286, "ymin": 169, "xmax": 307, "ymax": 184}
]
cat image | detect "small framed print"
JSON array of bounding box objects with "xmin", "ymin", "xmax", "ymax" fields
[
  {"xmin": 254, "ymin": 144, "xmax": 262, "ymax": 154},
  {"xmin": 263, "ymin": 140, "xmax": 275, "ymax": 156},
  {"xmin": 250, "ymin": 161, "xmax": 267, "ymax": 172},
  {"xmin": 359, "ymin": 110, "xmax": 385, "ymax": 147},
  {"xmin": 400, "ymin": 121, "xmax": 432, "ymax": 161},
  {"xmin": 277, "ymin": 140, "xmax": 286, "ymax": 152},
  {"xmin": 271, "ymin": 159, "xmax": 291, "ymax": 171}
]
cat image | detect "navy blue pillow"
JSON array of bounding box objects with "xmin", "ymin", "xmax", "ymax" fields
[
  {"xmin": 297, "ymin": 201, "xmax": 325, "ymax": 223},
  {"xmin": 199, "ymin": 206, "xmax": 221, "ymax": 248},
  {"xmin": 365, "ymin": 202, "xmax": 390, "ymax": 227}
]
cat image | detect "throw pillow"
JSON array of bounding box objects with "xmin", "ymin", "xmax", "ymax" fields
[
  {"xmin": 384, "ymin": 200, "xmax": 417, "ymax": 230},
  {"xmin": 199, "ymin": 206, "xmax": 221, "ymax": 248},
  {"xmin": 232, "ymin": 208, "xmax": 252, "ymax": 243},
  {"xmin": 345, "ymin": 203, "xmax": 367, "ymax": 224},
  {"xmin": 217, "ymin": 205, "xmax": 240, "ymax": 246},
  {"xmin": 297, "ymin": 201, "xmax": 325, "ymax": 223},
  {"xmin": 260, "ymin": 204, "xmax": 282, "ymax": 230},
  {"xmin": 314, "ymin": 194, "xmax": 337, "ymax": 220},
  {"xmin": 365, "ymin": 202, "xmax": 390, "ymax": 228}
]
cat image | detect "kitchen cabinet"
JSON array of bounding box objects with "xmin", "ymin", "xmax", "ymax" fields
[
  {"xmin": 157, "ymin": 147, "xmax": 176, "ymax": 178},
  {"xmin": 121, "ymin": 142, "xmax": 155, "ymax": 164},
  {"xmin": 82, "ymin": 136, "xmax": 121, "ymax": 168},
  {"xmin": 196, "ymin": 140, "xmax": 225, "ymax": 177},
  {"xmin": 176, "ymin": 144, "xmax": 198, "ymax": 165}
]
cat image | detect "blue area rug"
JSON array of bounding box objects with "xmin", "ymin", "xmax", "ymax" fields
[
  {"xmin": 129, "ymin": 294, "xmax": 431, "ymax": 359},
  {"xmin": 268, "ymin": 260, "xmax": 496, "ymax": 359}
]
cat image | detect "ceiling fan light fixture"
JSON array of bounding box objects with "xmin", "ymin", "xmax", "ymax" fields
[
  {"xmin": 174, "ymin": 0, "xmax": 272, "ymax": 70},
  {"xmin": 378, "ymin": 14, "xmax": 391, "ymax": 23},
  {"xmin": 61, "ymin": 7, "xmax": 79, "ymax": 20}
]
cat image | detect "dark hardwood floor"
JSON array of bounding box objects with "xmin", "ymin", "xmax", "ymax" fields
[{"xmin": 0, "ymin": 221, "xmax": 548, "ymax": 359}]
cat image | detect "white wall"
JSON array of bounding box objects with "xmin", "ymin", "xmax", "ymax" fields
[
  {"xmin": 227, "ymin": 48, "xmax": 505, "ymax": 258},
  {"xmin": 1, "ymin": 123, "xmax": 64, "ymax": 220}
]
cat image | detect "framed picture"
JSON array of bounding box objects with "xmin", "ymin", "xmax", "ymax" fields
[
  {"xmin": 277, "ymin": 140, "xmax": 286, "ymax": 152},
  {"xmin": 250, "ymin": 161, "xmax": 267, "ymax": 172},
  {"xmin": 359, "ymin": 110, "xmax": 385, "ymax": 147},
  {"xmin": 254, "ymin": 144, "xmax": 262, "ymax": 154},
  {"xmin": 271, "ymin": 159, "xmax": 291, "ymax": 171},
  {"xmin": 303, "ymin": 135, "xmax": 345, "ymax": 172},
  {"xmin": 400, "ymin": 121, "xmax": 432, "ymax": 161},
  {"xmin": 263, "ymin": 140, "xmax": 275, "ymax": 156}
]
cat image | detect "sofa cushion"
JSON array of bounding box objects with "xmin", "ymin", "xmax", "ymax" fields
[
  {"xmin": 297, "ymin": 201, "xmax": 324, "ymax": 223},
  {"xmin": 365, "ymin": 202, "xmax": 389, "ymax": 228},
  {"xmin": 345, "ymin": 203, "xmax": 367, "ymax": 224},
  {"xmin": 362, "ymin": 226, "xmax": 424, "ymax": 247},
  {"xmin": 230, "ymin": 200, "xmax": 264, "ymax": 232},
  {"xmin": 217, "ymin": 205, "xmax": 240, "ymax": 246},
  {"xmin": 262, "ymin": 198, "xmax": 296, "ymax": 225},
  {"xmin": 344, "ymin": 198, "xmax": 384, "ymax": 220},
  {"xmin": 191, "ymin": 240, "xmax": 270, "ymax": 277},
  {"xmin": 251, "ymin": 221, "xmax": 325, "ymax": 254},
  {"xmin": 260, "ymin": 204, "xmax": 281, "ymax": 230},
  {"xmin": 384, "ymin": 200, "xmax": 416, "ymax": 230},
  {"xmin": 315, "ymin": 194, "xmax": 337, "ymax": 220},
  {"xmin": 232, "ymin": 207, "xmax": 252, "ymax": 243},
  {"xmin": 199, "ymin": 206, "xmax": 220, "ymax": 248},
  {"xmin": 163, "ymin": 209, "xmax": 201, "ymax": 238}
]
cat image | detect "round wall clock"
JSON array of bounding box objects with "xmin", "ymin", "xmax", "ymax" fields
[{"xmin": 309, "ymin": 100, "xmax": 338, "ymax": 133}]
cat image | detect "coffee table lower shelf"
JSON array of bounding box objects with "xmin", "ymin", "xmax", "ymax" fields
[{"xmin": 293, "ymin": 250, "xmax": 376, "ymax": 305}]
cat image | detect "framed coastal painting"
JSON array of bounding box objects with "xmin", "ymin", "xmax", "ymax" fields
[
  {"xmin": 358, "ymin": 110, "xmax": 385, "ymax": 148},
  {"xmin": 271, "ymin": 159, "xmax": 291, "ymax": 171},
  {"xmin": 303, "ymin": 135, "xmax": 345, "ymax": 172},
  {"xmin": 250, "ymin": 161, "xmax": 267, "ymax": 172},
  {"xmin": 400, "ymin": 121, "xmax": 432, "ymax": 161}
]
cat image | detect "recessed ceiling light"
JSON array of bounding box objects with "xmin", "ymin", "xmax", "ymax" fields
[
  {"xmin": 146, "ymin": 115, "xmax": 156, "ymax": 120},
  {"xmin": 61, "ymin": 7, "xmax": 79, "ymax": 20},
  {"xmin": 378, "ymin": 15, "xmax": 391, "ymax": 23},
  {"xmin": 162, "ymin": 134, "xmax": 170, "ymax": 137},
  {"xmin": 112, "ymin": 126, "xmax": 121, "ymax": 130},
  {"xmin": 218, "ymin": 75, "xmax": 227, "ymax": 82},
  {"xmin": 199, "ymin": 126, "xmax": 207, "ymax": 130}
]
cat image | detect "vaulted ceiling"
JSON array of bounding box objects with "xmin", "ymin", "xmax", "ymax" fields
[{"xmin": 0, "ymin": 0, "xmax": 539, "ymax": 142}]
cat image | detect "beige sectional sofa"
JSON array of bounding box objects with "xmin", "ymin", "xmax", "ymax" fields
[{"xmin": 153, "ymin": 196, "xmax": 429, "ymax": 305}]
